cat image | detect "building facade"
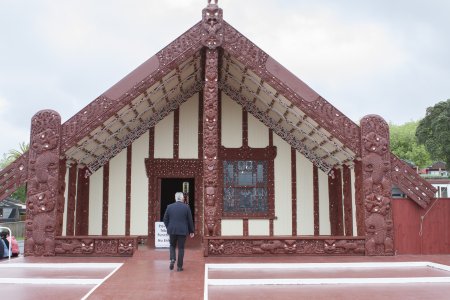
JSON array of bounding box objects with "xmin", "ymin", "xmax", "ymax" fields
[{"xmin": 0, "ymin": 2, "xmax": 436, "ymax": 257}]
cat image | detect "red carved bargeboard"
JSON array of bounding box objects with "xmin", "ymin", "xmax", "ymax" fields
[
  {"xmin": 55, "ymin": 236, "xmax": 138, "ymax": 257},
  {"xmin": 205, "ymin": 236, "xmax": 366, "ymax": 256}
]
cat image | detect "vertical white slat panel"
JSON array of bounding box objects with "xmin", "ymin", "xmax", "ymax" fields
[
  {"xmin": 221, "ymin": 93, "xmax": 242, "ymax": 148},
  {"xmin": 154, "ymin": 112, "xmax": 174, "ymax": 158},
  {"xmin": 221, "ymin": 219, "xmax": 243, "ymax": 236},
  {"xmin": 108, "ymin": 150, "xmax": 127, "ymax": 235},
  {"xmin": 297, "ymin": 154, "xmax": 314, "ymax": 235},
  {"xmin": 88, "ymin": 167, "xmax": 103, "ymax": 235},
  {"xmin": 273, "ymin": 134, "xmax": 292, "ymax": 235},
  {"xmin": 318, "ymin": 170, "xmax": 331, "ymax": 235},
  {"xmin": 131, "ymin": 132, "xmax": 149, "ymax": 235},
  {"xmin": 179, "ymin": 95, "xmax": 199, "ymax": 159}
]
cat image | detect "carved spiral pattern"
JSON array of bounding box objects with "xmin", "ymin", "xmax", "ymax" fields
[
  {"xmin": 221, "ymin": 22, "xmax": 360, "ymax": 156},
  {"xmin": 201, "ymin": 3, "xmax": 224, "ymax": 49},
  {"xmin": 360, "ymin": 115, "xmax": 394, "ymax": 256},
  {"xmin": 54, "ymin": 237, "xmax": 136, "ymax": 256},
  {"xmin": 206, "ymin": 238, "xmax": 365, "ymax": 256},
  {"xmin": 203, "ymin": 49, "xmax": 220, "ymax": 236},
  {"xmin": 25, "ymin": 110, "xmax": 62, "ymax": 256}
]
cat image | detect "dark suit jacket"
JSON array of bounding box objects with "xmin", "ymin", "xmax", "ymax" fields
[{"xmin": 163, "ymin": 201, "xmax": 194, "ymax": 236}]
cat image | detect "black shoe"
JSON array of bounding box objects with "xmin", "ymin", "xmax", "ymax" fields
[
  {"xmin": 177, "ymin": 267, "xmax": 183, "ymax": 272},
  {"xmin": 169, "ymin": 260, "xmax": 175, "ymax": 270}
]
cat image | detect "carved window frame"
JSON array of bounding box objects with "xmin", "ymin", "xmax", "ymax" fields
[{"xmin": 220, "ymin": 145, "xmax": 276, "ymax": 219}]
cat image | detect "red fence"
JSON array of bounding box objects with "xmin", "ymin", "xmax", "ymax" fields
[{"xmin": 393, "ymin": 198, "xmax": 450, "ymax": 254}]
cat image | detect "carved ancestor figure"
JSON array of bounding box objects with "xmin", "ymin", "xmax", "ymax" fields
[
  {"xmin": 202, "ymin": 0, "xmax": 223, "ymax": 49},
  {"xmin": 25, "ymin": 110, "xmax": 62, "ymax": 256},
  {"xmin": 360, "ymin": 115, "xmax": 394, "ymax": 255},
  {"xmin": 365, "ymin": 213, "xmax": 393, "ymax": 255},
  {"xmin": 25, "ymin": 214, "xmax": 55, "ymax": 256}
]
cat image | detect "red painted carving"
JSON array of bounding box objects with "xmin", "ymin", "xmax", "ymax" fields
[
  {"xmin": 360, "ymin": 115, "xmax": 394, "ymax": 256},
  {"xmin": 313, "ymin": 165, "xmax": 319, "ymax": 235},
  {"xmin": 206, "ymin": 237, "xmax": 365, "ymax": 256},
  {"xmin": 391, "ymin": 155, "xmax": 436, "ymax": 208},
  {"xmin": 25, "ymin": 110, "xmax": 62, "ymax": 256},
  {"xmin": 220, "ymin": 145, "xmax": 276, "ymax": 219},
  {"xmin": 222, "ymin": 22, "xmax": 361, "ymax": 155},
  {"xmin": 201, "ymin": 1, "xmax": 223, "ymax": 49},
  {"xmin": 145, "ymin": 158, "xmax": 203, "ymax": 242},
  {"xmin": 342, "ymin": 165, "xmax": 353, "ymax": 236},
  {"xmin": 291, "ymin": 148, "xmax": 297, "ymax": 236},
  {"xmin": 203, "ymin": 49, "xmax": 220, "ymax": 237},
  {"xmin": 102, "ymin": 162, "xmax": 110, "ymax": 235},
  {"xmin": 54, "ymin": 236, "xmax": 137, "ymax": 257},
  {"xmin": 125, "ymin": 145, "xmax": 132, "ymax": 236},
  {"xmin": 75, "ymin": 167, "xmax": 89, "ymax": 236},
  {"xmin": 61, "ymin": 23, "xmax": 204, "ymax": 154},
  {"xmin": 66, "ymin": 164, "xmax": 77, "ymax": 236},
  {"xmin": 0, "ymin": 151, "xmax": 28, "ymax": 202},
  {"xmin": 87, "ymin": 81, "xmax": 202, "ymax": 174},
  {"xmin": 328, "ymin": 168, "xmax": 343, "ymax": 235},
  {"xmin": 221, "ymin": 83, "xmax": 334, "ymax": 175}
]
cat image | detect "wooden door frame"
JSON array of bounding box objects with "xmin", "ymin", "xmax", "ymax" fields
[{"xmin": 145, "ymin": 158, "xmax": 203, "ymax": 246}]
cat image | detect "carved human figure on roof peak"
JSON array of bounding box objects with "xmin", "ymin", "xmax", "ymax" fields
[{"xmin": 202, "ymin": 0, "xmax": 223, "ymax": 48}]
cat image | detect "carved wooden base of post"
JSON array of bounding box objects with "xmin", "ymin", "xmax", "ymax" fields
[{"xmin": 205, "ymin": 236, "xmax": 366, "ymax": 256}]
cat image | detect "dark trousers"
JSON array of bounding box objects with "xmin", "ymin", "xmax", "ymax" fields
[{"xmin": 169, "ymin": 234, "xmax": 187, "ymax": 268}]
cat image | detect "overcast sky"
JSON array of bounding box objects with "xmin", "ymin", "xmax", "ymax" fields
[{"xmin": 0, "ymin": 0, "xmax": 449, "ymax": 156}]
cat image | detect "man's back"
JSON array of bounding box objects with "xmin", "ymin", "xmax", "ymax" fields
[{"xmin": 164, "ymin": 202, "xmax": 194, "ymax": 235}]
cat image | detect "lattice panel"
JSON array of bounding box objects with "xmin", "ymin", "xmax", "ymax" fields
[
  {"xmin": 391, "ymin": 155, "xmax": 437, "ymax": 208},
  {"xmin": 65, "ymin": 53, "xmax": 202, "ymax": 171},
  {"xmin": 0, "ymin": 151, "xmax": 29, "ymax": 201}
]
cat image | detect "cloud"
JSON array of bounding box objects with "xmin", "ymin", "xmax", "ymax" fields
[
  {"xmin": 0, "ymin": 0, "xmax": 449, "ymax": 156},
  {"xmin": 0, "ymin": 96, "xmax": 8, "ymax": 114}
]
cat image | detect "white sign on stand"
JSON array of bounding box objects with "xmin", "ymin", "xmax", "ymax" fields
[{"xmin": 155, "ymin": 222, "xmax": 170, "ymax": 248}]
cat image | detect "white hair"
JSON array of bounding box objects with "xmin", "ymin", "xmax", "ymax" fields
[{"xmin": 175, "ymin": 192, "xmax": 184, "ymax": 202}]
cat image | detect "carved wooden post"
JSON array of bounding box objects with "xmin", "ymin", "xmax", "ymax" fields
[
  {"xmin": 360, "ymin": 115, "xmax": 394, "ymax": 255},
  {"xmin": 202, "ymin": 2, "xmax": 223, "ymax": 243},
  {"xmin": 25, "ymin": 110, "xmax": 62, "ymax": 256}
]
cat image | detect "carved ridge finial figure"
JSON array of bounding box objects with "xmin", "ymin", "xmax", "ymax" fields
[{"xmin": 202, "ymin": 0, "xmax": 223, "ymax": 49}]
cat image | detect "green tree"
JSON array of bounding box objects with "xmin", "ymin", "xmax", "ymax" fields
[
  {"xmin": 0, "ymin": 142, "xmax": 29, "ymax": 202},
  {"xmin": 416, "ymin": 99, "xmax": 450, "ymax": 168},
  {"xmin": 390, "ymin": 121, "xmax": 432, "ymax": 169}
]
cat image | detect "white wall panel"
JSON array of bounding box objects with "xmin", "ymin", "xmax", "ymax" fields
[
  {"xmin": 179, "ymin": 95, "xmax": 199, "ymax": 159},
  {"xmin": 221, "ymin": 219, "xmax": 243, "ymax": 235},
  {"xmin": 249, "ymin": 219, "xmax": 269, "ymax": 235},
  {"xmin": 273, "ymin": 134, "xmax": 292, "ymax": 235},
  {"xmin": 88, "ymin": 167, "xmax": 103, "ymax": 235},
  {"xmin": 108, "ymin": 149, "xmax": 127, "ymax": 235},
  {"xmin": 248, "ymin": 114, "xmax": 269, "ymax": 148},
  {"xmin": 297, "ymin": 153, "xmax": 314, "ymax": 235},
  {"xmin": 318, "ymin": 170, "xmax": 331, "ymax": 235},
  {"xmin": 221, "ymin": 93, "xmax": 242, "ymax": 147},
  {"xmin": 62, "ymin": 167, "xmax": 69, "ymax": 236},
  {"xmin": 131, "ymin": 132, "xmax": 149, "ymax": 236},
  {"xmin": 154, "ymin": 112, "xmax": 174, "ymax": 158}
]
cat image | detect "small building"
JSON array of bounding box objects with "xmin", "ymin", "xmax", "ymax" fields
[
  {"xmin": 0, "ymin": 198, "xmax": 25, "ymax": 223},
  {"xmin": 426, "ymin": 161, "xmax": 448, "ymax": 177},
  {"xmin": 0, "ymin": 2, "xmax": 437, "ymax": 257}
]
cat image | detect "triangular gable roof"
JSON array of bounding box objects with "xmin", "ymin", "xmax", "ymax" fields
[{"xmin": 0, "ymin": 5, "xmax": 436, "ymax": 207}]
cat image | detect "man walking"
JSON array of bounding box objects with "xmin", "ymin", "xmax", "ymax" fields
[{"xmin": 163, "ymin": 192, "xmax": 194, "ymax": 271}]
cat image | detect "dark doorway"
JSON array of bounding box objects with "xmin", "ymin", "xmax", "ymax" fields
[{"xmin": 160, "ymin": 178, "xmax": 195, "ymax": 225}]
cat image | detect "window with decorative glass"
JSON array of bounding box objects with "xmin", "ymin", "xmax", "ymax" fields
[{"xmin": 223, "ymin": 160, "xmax": 269, "ymax": 216}]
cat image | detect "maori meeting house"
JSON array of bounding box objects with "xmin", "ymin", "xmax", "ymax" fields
[{"xmin": 0, "ymin": 1, "xmax": 443, "ymax": 258}]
